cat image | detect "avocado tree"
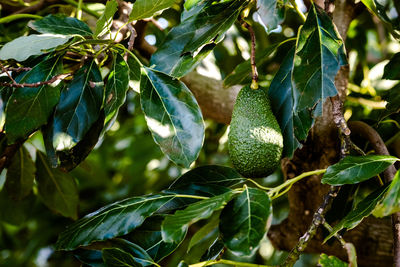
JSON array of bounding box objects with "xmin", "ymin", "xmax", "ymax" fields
[{"xmin": 0, "ymin": 0, "xmax": 399, "ymax": 266}]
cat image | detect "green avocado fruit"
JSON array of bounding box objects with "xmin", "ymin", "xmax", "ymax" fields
[{"xmin": 228, "ymin": 85, "xmax": 283, "ymax": 178}]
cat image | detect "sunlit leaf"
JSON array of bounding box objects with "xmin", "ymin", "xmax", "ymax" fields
[
  {"xmin": 257, "ymin": 0, "xmax": 285, "ymax": 33},
  {"xmin": 29, "ymin": 14, "xmax": 92, "ymax": 36},
  {"xmin": 373, "ymin": 170, "xmax": 400, "ymax": 217},
  {"xmin": 129, "ymin": 0, "xmax": 176, "ymax": 21},
  {"xmin": 94, "ymin": 0, "xmax": 118, "ymax": 37},
  {"xmin": 140, "ymin": 67, "xmax": 204, "ymax": 168},
  {"xmin": 318, "ymin": 253, "xmax": 347, "ymax": 267}
]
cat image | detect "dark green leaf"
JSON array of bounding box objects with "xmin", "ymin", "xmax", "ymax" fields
[
  {"xmin": 103, "ymin": 239, "xmax": 156, "ymax": 266},
  {"xmin": 0, "ymin": 189, "xmax": 35, "ymax": 225},
  {"xmin": 127, "ymin": 56, "xmax": 141, "ymax": 93},
  {"xmin": 102, "ymin": 248, "xmax": 141, "ymax": 267},
  {"xmin": 292, "ymin": 4, "xmax": 347, "ymax": 115},
  {"xmin": 140, "ymin": 67, "xmax": 204, "ymax": 168},
  {"xmin": 56, "ymin": 194, "xmax": 178, "ymax": 250},
  {"xmin": 104, "ymin": 53, "xmax": 130, "ymax": 124},
  {"xmin": 29, "ymin": 14, "xmax": 92, "ymax": 36},
  {"xmin": 94, "ymin": 0, "xmax": 118, "ymax": 37},
  {"xmin": 220, "ymin": 187, "xmax": 272, "ymax": 256},
  {"xmin": 318, "ymin": 254, "xmax": 347, "ymax": 267},
  {"xmin": 257, "ymin": 0, "xmax": 285, "ymax": 33},
  {"xmin": 129, "ymin": 0, "xmax": 176, "ymax": 21},
  {"xmin": 268, "ymin": 47, "xmax": 313, "ymax": 158},
  {"xmin": 4, "ymin": 147, "xmax": 35, "ymax": 200},
  {"xmin": 383, "ymin": 52, "xmax": 400, "ymax": 80},
  {"xmin": 373, "ymin": 170, "xmax": 400, "ymax": 217},
  {"xmin": 323, "ymin": 185, "xmax": 388, "ymax": 242},
  {"xmin": 161, "ymin": 191, "xmax": 235, "ymax": 244},
  {"xmin": 321, "ymin": 155, "xmax": 398, "ymax": 185},
  {"xmin": 36, "ymin": 151, "xmax": 79, "ymax": 219},
  {"xmin": 200, "ymin": 239, "xmax": 224, "ymax": 261},
  {"xmin": 150, "ymin": 0, "xmax": 247, "ymax": 78},
  {"xmin": 74, "ymin": 249, "xmax": 105, "ymax": 267},
  {"xmin": 0, "ymin": 34, "xmax": 70, "ymax": 62},
  {"xmin": 5, "ymin": 56, "xmax": 62, "ymax": 143},
  {"xmin": 52, "ymin": 60, "xmax": 104, "ymax": 149},
  {"xmin": 0, "ymin": 78, "xmax": 13, "ymax": 131}
]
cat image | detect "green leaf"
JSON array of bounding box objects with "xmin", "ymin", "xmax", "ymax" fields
[
  {"xmin": 161, "ymin": 191, "xmax": 235, "ymax": 244},
  {"xmin": 35, "ymin": 151, "xmax": 79, "ymax": 219},
  {"xmin": 56, "ymin": 194, "xmax": 178, "ymax": 250},
  {"xmin": 150, "ymin": 0, "xmax": 247, "ymax": 78},
  {"xmin": 94, "ymin": 0, "xmax": 118, "ymax": 37},
  {"xmin": 323, "ymin": 186, "xmax": 388, "ymax": 243},
  {"xmin": 0, "ymin": 189, "xmax": 35, "ymax": 226},
  {"xmin": 373, "ymin": 170, "xmax": 400, "ymax": 217},
  {"xmin": 29, "ymin": 14, "xmax": 92, "ymax": 36},
  {"xmin": 4, "ymin": 147, "xmax": 35, "ymax": 200},
  {"xmin": 383, "ymin": 52, "xmax": 400, "ymax": 80},
  {"xmin": 268, "ymin": 47, "xmax": 313, "ymax": 158},
  {"xmin": 129, "ymin": 0, "xmax": 176, "ymax": 21},
  {"xmin": 102, "ymin": 239, "xmax": 156, "ymax": 266},
  {"xmin": 321, "ymin": 155, "xmax": 398, "ymax": 186},
  {"xmin": 0, "ymin": 79, "xmax": 13, "ymax": 131},
  {"xmin": 292, "ymin": 4, "xmax": 347, "ymax": 115},
  {"xmin": 102, "ymin": 248, "xmax": 142, "ymax": 267},
  {"xmin": 257, "ymin": 0, "xmax": 285, "ymax": 33},
  {"xmin": 219, "ymin": 187, "xmax": 272, "ymax": 256},
  {"xmin": 140, "ymin": 67, "xmax": 204, "ymax": 168},
  {"xmin": 184, "ymin": 0, "xmax": 203, "ymax": 10},
  {"xmin": 74, "ymin": 249, "xmax": 105, "ymax": 267},
  {"xmin": 127, "ymin": 56, "xmax": 141, "ymax": 93},
  {"xmin": 52, "ymin": 60, "xmax": 104, "ymax": 149},
  {"xmin": 104, "ymin": 53, "xmax": 130, "ymax": 124},
  {"xmin": 0, "ymin": 34, "xmax": 70, "ymax": 62},
  {"xmin": 318, "ymin": 254, "xmax": 347, "ymax": 267},
  {"xmin": 5, "ymin": 56, "xmax": 62, "ymax": 143}
]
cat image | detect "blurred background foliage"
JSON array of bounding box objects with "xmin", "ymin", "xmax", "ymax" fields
[{"xmin": 0, "ymin": 0, "xmax": 399, "ymax": 266}]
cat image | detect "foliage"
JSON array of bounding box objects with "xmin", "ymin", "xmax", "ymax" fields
[{"xmin": 0, "ymin": 0, "xmax": 399, "ymax": 266}]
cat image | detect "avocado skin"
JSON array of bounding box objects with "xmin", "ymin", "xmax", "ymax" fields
[{"xmin": 228, "ymin": 85, "xmax": 283, "ymax": 178}]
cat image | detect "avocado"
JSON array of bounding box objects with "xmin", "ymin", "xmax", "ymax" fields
[{"xmin": 228, "ymin": 85, "xmax": 283, "ymax": 178}]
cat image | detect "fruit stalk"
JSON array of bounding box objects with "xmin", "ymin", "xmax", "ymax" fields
[{"xmin": 242, "ymin": 21, "xmax": 258, "ymax": 90}]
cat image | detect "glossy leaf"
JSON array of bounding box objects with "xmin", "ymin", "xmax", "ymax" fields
[
  {"xmin": 220, "ymin": 187, "xmax": 272, "ymax": 256},
  {"xmin": 5, "ymin": 57, "xmax": 62, "ymax": 143},
  {"xmin": 94, "ymin": 0, "xmax": 118, "ymax": 37},
  {"xmin": 127, "ymin": 56, "xmax": 141, "ymax": 93},
  {"xmin": 200, "ymin": 238, "xmax": 225, "ymax": 261},
  {"xmin": 292, "ymin": 4, "xmax": 347, "ymax": 115},
  {"xmin": 4, "ymin": 147, "xmax": 35, "ymax": 200},
  {"xmin": 318, "ymin": 254, "xmax": 347, "ymax": 267},
  {"xmin": 184, "ymin": 0, "xmax": 202, "ymax": 10},
  {"xmin": 161, "ymin": 191, "xmax": 235, "ymax": 244},
  {"xmin": 129, "ymin": 0, "xmax": 176, "ymax": 21},
  {"xmin": 257, "ymin": 0, "xmax": 285, "ymax": 33},
  {"xmin": 102, "ymin": 248, "xmax": 141, "ymax": 267},
  {"xmin": 150, "ymin": 0, "xmax": 247, "ymax": 77},
  {"xmin": 56, "ymin": 194, "xmax": 178, "ymax": 250},
  {"xmin": 35, "ymin": 151, "xmax": 79, "ymax": 219},
  {"xmin": 268, "ymin": 47, "xmax": 313, "ymax": 157},
  {"xmin": 0, "ymin": 34, "xmax": 70, "ymax": 62},
  {"xmin": 104, "ymin": 54, "xmax": 130, "ymax": 123},
  {"xmin": 29, "ymin": 14, "xmax": 92, "ymax": 36},
  {"xmin": 321, "ymin": 155, "xmax": 398, "ymax": 185},
  {"xmin": 140, "ymin": 67, "xmax": 204, "ymax": 168},
  {"xmin": 102, "ymin": 239, "xmax": 155, "ymax": 266},
  {"xmin": 74, "ymin": 249, "xmax": 105, "ymax": 267},
  {"xmin": 324, "ymin": 186, "xmax": 388, "ymax": 242},
  {"xmin": 52, "ymin": 60, "xmax": 104, "ymax": 149},
  {"xmin": 379, "ymin": 84, "xmax": 400, "ymax": 120},
  {"xmin": 383, "ymin": 52, "xmax": 400, "ymax": 80},
  {"xmin": 373, "ymin": 170, "xmax": 400, "ymax": 217}
]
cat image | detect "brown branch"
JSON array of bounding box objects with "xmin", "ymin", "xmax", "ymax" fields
[
  {"xmin": 0, "ymin": 73, "xmax": 70, "ymax": 88},
  {"xmin": 0, "ymin": 66, "xmax": 32, "ymax": 74},
  {"xmin": 242, "ymin": 21, "xmax": 258, "ymax": 89},
  {"xmin": 348, "ymin": 120, "xmax": 400, "ymax": 267}
]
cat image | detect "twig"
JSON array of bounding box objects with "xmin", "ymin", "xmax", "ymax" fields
[
  {"xmin": 348, "ymin": 120, "xmax": 400, "ymax": 267},
  {"xmin": 0, "ymin": 66, "xmax": 32, "ymax": 73},
  {"xmin": 242, "ymin": 21, "xmax": 258, "ymax": 90},
  {"xmin": 288, "ymin": 0, "xmax": 306, "ymax": 22},
  {"xmin": 324, "ymin": 0, "xmax": 335, "ymax": 18},
  {"xmin": 0, "ymin": 73, "xmax": 70, "ymax": 88}
]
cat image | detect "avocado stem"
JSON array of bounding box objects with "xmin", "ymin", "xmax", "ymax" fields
[{"xmin": 242, "ymin": 21, "xmax": 259, "ymax": 90}]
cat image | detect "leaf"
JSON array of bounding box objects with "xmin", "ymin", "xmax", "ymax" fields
[
  {"xmin": 104, "ymin": 53, "xmax": 130, "ymax": 124},
  {"xmin": 129, "ymin": 0, "xmax": 176, "ymax": 21},
  {"xmin": 373, "ymin": 170, "xmax": 400, "ymax": 217},
  {"xmin": 219, "ymin": 187, "xmax": 272, "ymax": 256},
  {"xmin": 323, "ymin": 185, "xmax": 388, "ymax": 243},
  {"xmin": 0, "ymin": 34, "xmax": 70, "ymax": 62},
  {"xmin": 268, "ymin": 47, "xmax": 313, "ymax": 158},
  {"xmin": 127, "ymin": 56, "xmax": 141, "ymax": 93},
  {"xmin": 292, "ymin": 4, "xmax": 347, "ymax": 115},
  {"xmin": 5, "ymin": 56, "xmax": 62, "ymax": 143},
  {"xmin": 35, "ymin": 151, "xmax": 79, "ymax": 219},
  {"xmin": 0, "ymin": 78, "xmax": 13, "ymax": 131},
  {"xmin": 318, "ymin": 254, "xmax": 348, "ymax": 267},
  {"xmin": 184, "ymin": 0, "xmax": 203, "ymax": 10},
  {"xmin": 140, "ymin": 67, "xmax": 204, "ymax": 168},
  {"xmin": 257, "ymin": 0, "xmax": 285, "ymax": 33},
  {"xmin": 94, "ymin": 0, "xmax": 118, "ymax": 37},
  {"xmin": 74, "ymin": 249, "xmax": 105, "ymax": 267},
  {"xmin": 383, "ymin": 52, "xmax": 400, "ymax": 80},
  {"xmin": 4, "ymin": 147, "xmax": 35, "ymax": 200},
  {"xmin": 161, "ymin": 191, "xmax": 235, "ymax": 244},
  {"xmin": 56, "ymin": 194, "xmax": 178, "ymax": 250},
  {"xmin": 0, "ymin": 189, "xmax": 35, "ymax": 225},
  {"xmin": 102, "ymin": 239, "xmax": 156, "ymax": 266},
  {"xmin": 200, "ymin": 238, "xmax": 225, "ymax": 261},
  {"xmin": 150, "ymin": 0, "xmax": 247, "ymax": 78},
  {"xmin": 321, "ymin": 155, "xmax": 398, "ymax": 186},
  {"xmin": 29, "ymin": 14, "xmax": 92, "ymax": 36},
  {"xmin": 102, "ymin": 248, "xmax": 142, "ymax": 267},
  {"xmin": 52, "ymin": 60, "xmax": 104, "ymax": 149}
]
